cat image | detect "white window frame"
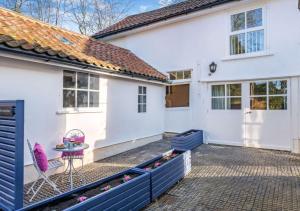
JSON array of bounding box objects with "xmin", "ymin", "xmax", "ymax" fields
[
  {"xmin": 168, "ymin": 69, "xmax": 192, "ymax": 83},
  {"xmin": 138, "ymin": 86, "xmax": 147, "ymax": 113},
  {"xmin": 249, "ymin": 79, "xmax": 288, "ymax": 111},
  {"xmin": 211, "ymin": 83, "xmax": 242, "ymax": 110},
  {"xmin": 226, "ymin": 6, "xmax": 268, "ymax": 59},
  {"xmin": 62, "ymin": 71, "xmax": 100, "ymax": 112}
]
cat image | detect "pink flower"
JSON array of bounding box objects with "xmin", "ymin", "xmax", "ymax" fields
[
  {"xmin": 77, "ymin": 196, "xmax": 87, "ymax": 203},
  {"xmin": 144, "ymin": 167, "xmax": 152, "ymax": 171},
  {"xmin": 123, "ymin": 175, "xmax": 131, "ymax": 182},
  {"xmin": 101, "ymin": 185, "xmax": 112, "ymax": 192},
  {"xmin": 171, "ymin": 153, "xmax": 177, "ymax": 158},
  {"xmin": 154, "ymin": 162, "xmax": 161, "ymax": 167}
]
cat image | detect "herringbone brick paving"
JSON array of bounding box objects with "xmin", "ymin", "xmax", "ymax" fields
[{"xmin": 24, "ymin": 139, "xmax": 300, "ymax": 211}]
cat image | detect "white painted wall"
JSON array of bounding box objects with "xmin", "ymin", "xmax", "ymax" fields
[
  {"xmin": 0, "ymin": 57, "xmax": 165, "ymax": 165},
  {"xmin": 107, "ymin": 0, "xmax": 300, "ymax": 150}
]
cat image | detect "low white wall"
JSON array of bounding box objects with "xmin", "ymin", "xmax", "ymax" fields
[{"xmin": 0, "ymin": 57, "xmax": 165, "ymax": 166}]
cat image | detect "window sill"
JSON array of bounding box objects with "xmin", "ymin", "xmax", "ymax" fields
[
  {"xmin": 56, "ymin": 108, "xmax": 103, "ymax": 115},
  {"xmin": 222, "ymin": 52, "xmax": 274, "ymax": 61},
  {"xmin": 165, "ymin": 107, "xmax": 190, "ymax": 111}
]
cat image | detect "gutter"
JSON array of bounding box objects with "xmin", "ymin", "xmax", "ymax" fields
[
  {"xmin": 0, "ymin": 46, "xmax": 169, "ymax": 85},
  {"xmin": 93, "ymin": 0, "xmax": 240, "ymax": 39}
]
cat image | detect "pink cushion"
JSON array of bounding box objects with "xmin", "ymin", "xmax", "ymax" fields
[{"xmin": 33, "ymin": 143, "xmax": 48, "ymax": 172}]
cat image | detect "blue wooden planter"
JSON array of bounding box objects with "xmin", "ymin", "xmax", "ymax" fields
[
  {"xmin": 171, "ymin": 129, "xmax": 203, "ymax": 151},
  {"xmin": 22, "ymin": 168, "xmax": 150, "ymax": 211},
  {"xmin": 135, "ymin": 149, "xmax": 189, "ymax": 201}
]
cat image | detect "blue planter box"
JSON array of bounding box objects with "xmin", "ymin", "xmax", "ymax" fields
[
  {"xmin": 22, "ymin": 168, "xmax": 150, "ymax": 211},
  {"xmin": 171, "ymin": 129, "xmax": 203, "ymax": 151},
  {"xmin": 136, "ymin": 149, "xmax": 190, "ymax": 201}
]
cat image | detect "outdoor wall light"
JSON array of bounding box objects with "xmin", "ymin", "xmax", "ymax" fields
[{"xmin": 209, "ymin": 62, "xmax": 217, "ymax": 74}]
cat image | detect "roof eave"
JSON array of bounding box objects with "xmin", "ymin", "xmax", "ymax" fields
[{"xmin": 0, "ymin": 45, "xmax": 168, "ymax": 83}]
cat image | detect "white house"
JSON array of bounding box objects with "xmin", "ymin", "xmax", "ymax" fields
[
  {"xmin": 0, "ymin": 8, "xmax": 167, "ymax": 183},
  {"xmin": 94, "ymin": 0, "xmax": 300, "ymax": 153}
]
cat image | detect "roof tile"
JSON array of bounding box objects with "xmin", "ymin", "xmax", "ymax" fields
[
  {"xmin": 94, "ymin": 0, "xmax": 238, "ymax": 38},
  {"xmin": 0, "ymin": 7, "xmax": 166, "ymax": 81}
]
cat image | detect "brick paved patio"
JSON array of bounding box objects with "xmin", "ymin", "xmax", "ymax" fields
[{"xmin": 25, "ymin": 139, "xmax": 300, "ymax": 210}]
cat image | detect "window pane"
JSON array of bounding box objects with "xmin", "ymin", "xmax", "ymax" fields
[
  {"xmin": 138, "ymin": 86, "xmax": 143, "ymax": 94},
  {"xmin": 143, "ymin": 87, "xmax": 147, "ymax": 94},
  {"xmin": 250, "ymin": 82, "xmax": 267, "ymax": 96},
  {"xmin": 247, "ymin": 30, "xmax": 264, "ymax": 53},
  {"xmin": 227, "ymin": 84, "xmax": 241, "ymax": 96},
  {"xmin": 169, "ymin": 72, "xmax": 176, "ymax": 80},
  {"xmin": 269, "ymin": 80, "xmax": 287, "ymax": 95},
  {"xmin": 212, "ymin": 85, "xmax": 225, "ymax": 97},
  {"xmin": 143, "ymin": 95, "xmax": 146, "ymax": 103},
  {"xmin": 227, "ymin": 98, "xmax": 242, "ymax": 110},
  {"xmin": 63, "ymin": 90, "xmax": 75, "ymax": 108},
  {"xmin": 138, "ymin": 95, "xmax": 143, "ymax": 103},
  {"xmin": 138, "ymin": 104, "xmax": 142, "ymax": 113},
  {"xmin": 269, "ymin": 96, "xmax": 287, "ymax": 110},
  {"xmin": 63, "ymin": 71, "xmax": 76, "ymax": 88},
  {"xmin": 231, "ymin": 12, "xmax": 245, "ymax": 31},
  {"xmin": 77, "ymin": 91, "xmax": 88, "ymax": 107},
  {"xmin": 177, "ymin": 71, "xmax": 184, "ymax": 80},
  {"xmin": 143, "ymin": 104, "xmax": 146, "ymax": 112},
  {"xmin": 247, "ymin": 8, "xmax": 262, "ymax": 28},
  {"xmin": 250, "ymin": 97, "xmax": 267, "ymax": 110},
  {"xmin": 90, "ymin": 74, "xmax": 99, "ymax": 90},
  {"xmin": 77, "ymin": 72, "xmax": 88, "ymax": 89},
  {"xmin": 184, "ymin": 71, "xmax": 191, "ymax": 79},
  {"xmin": 89, "ymin": 91, "xmax": 99, "ymax": 107},
  {"xmin": 212, "ymin": 98, "xmax": 225, "ymax": 110},
  {"xmin": 230, "ymin": 33, "xmax": 246, "ymax": 55}
]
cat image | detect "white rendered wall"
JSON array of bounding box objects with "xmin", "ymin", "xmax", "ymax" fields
[
  {"xmin": 0, "ymin": 57, "xmax": 165, "ymax": 165},
  {"xmin": 108, "ymin": 0, "xmax": 300, "ymax": 150}
]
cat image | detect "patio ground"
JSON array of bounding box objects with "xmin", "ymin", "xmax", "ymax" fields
[{"xmin": 25, "ymin": 139, "xmax": 300, "ymax": 210}]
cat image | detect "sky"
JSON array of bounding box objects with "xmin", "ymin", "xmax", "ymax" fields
[{"xmin": 128, "ymin": 0, "xmax": 164, "ymax": 14}]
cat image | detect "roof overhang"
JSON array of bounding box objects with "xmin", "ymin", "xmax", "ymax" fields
[{"xmin": 0, "ymin": 46, "xmax": 169, "ymax": 85}]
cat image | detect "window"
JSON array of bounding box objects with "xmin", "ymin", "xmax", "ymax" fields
[
  {"xmin": 230, "ymin": 8, "xmax": 264, "ymax": 55},
  {"xmin": 211, "ymin": 84, "xmax": 242, "ymax": 110},
  {"xmin": 169, "ymin": 70, "xmax": 191, "ymax": 80},
  {"xmin": 166, "ymin": 84, "xmax": 189, "ymax": 108},
  {"xmin": 63, "ymin": 70, "xmax": 100, "ymax": 108},
  {"xmin": 138, "ymin": 86, "xmax": 146, "ymax": 113},
  {"xmin": 250, "ymin": 80, "xmax": 287, "ymax": 110}
]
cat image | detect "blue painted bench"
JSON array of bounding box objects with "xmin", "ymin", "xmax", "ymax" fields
[
  {"xmin": 171, "ymin": 129, "xmax": 203, "ymax": 151},
  {"xmin": 135, "ymin": 149, "xmax": 191, "ymax": 201},
  {"xmin": 21, "ymin": 168, "xmax": 150, "ymax": 211}
]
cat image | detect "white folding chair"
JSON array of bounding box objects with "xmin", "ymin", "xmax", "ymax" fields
[{"xmin": 26, "ymin": 139, "xmax": 63, "ymax": 202}]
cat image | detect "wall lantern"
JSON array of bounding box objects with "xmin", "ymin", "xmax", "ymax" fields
[{"xmin": 209, "ymin": 62, "xmax": 217, "ymax": 74}]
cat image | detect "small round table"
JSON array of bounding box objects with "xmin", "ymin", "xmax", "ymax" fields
[{"xmin": 54, "ymin": 143, "xmax": 89, "ymax": 190}]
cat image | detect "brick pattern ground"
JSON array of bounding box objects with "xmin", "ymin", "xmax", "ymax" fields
[{"xmin": 25, "ymin": 140, "xmax": 300, "ymax": 211}]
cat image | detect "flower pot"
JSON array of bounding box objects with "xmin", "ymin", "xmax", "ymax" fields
[
  {"xmin": 22, "ymin": 168, "xmax": 150, "ymax": 211},
  {"xmin": 135, "ymin": 149, "xmax": 191, "ymax": 201},
  {"xmin": 171, "ymin": 129, "xmax": 203, "ymax": 151}
]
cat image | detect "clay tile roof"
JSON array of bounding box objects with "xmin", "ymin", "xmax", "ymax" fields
[
  {"xmin": 0, "ymin": 7, "xmax": 167, "ymax": 82},
  {"xmin": 94, "ymin": 0, "xmax": 239, "ymax": 39}
]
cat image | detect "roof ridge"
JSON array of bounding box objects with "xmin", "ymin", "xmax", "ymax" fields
[{"xmin": 0, "ymin": 7, "xmax": 88, "ymax": 39}]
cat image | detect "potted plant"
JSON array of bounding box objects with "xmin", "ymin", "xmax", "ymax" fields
[
  {"xmin": 22, "ymin": 168, "xmax": 150, "ymax": 211},
  {"xmin": 171, "ymin": 129, "xmax": 203, "ymax": 150},
  {"xmin": 135, "ymin": 149, "xmax": 191, "ymax": 201}
]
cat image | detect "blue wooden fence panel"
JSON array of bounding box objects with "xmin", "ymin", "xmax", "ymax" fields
[{"xmin": 0, "ymin": 100, "xmax": 24, "ymax": 211}]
